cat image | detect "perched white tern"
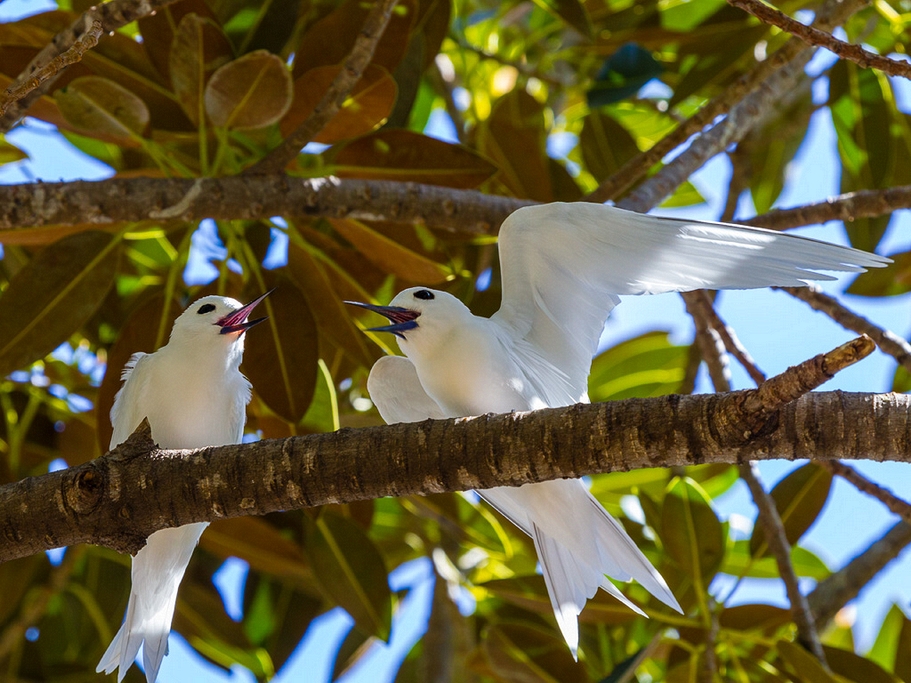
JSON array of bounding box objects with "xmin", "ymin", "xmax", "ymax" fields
[
  {"xmin": 97, "ymin": 292, "xmax": 269, "ymax": 683},
  {"xmin": 347, "ymin": 202, "xmax": 888, "ymax": 656}
]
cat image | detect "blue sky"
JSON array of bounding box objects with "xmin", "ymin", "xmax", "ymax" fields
[{"xmin": 2, "ymin": 1, "xmax": 910, "ymax": 680}]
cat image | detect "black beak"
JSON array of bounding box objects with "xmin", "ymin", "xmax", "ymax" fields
[
  {"xmin": 217, "ymin": 289, "xmax": 273, "ymax": 335},
  {"xmin": 345, "ymin": 301, "xmax": 420, "ymax": 339}
]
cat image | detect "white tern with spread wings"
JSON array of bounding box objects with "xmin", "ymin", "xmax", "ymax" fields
[
  {"xmin": 97, "ymin": 292, "xmax": 269, "ymax": 683},
  {"xmin": 347, "ymin": 202, "xmax": 889, "ymax": 657}
]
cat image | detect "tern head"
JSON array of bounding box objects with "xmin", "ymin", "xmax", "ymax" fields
[
  {"xmin": 169, "ymin": 292, "xmax": 271, "ymax": 355},
  {"xmin": 346, "ymin": 287, "xmax": 471, "ymax": 347}
]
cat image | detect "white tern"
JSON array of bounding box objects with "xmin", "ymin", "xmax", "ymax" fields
[
  {"xmin": 346, "ymin": 202, "xmax": 889, "ymax": 656},
  {"xmin": 97, "ymin": 292, "xmax": 269, "ymax": 683}
]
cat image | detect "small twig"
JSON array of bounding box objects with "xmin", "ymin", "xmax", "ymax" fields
[
  {"xmin": 683, "ymin": 291, "xmax": 733, "ymax": 392},
  {"xmin": 819, "ymin": 460, "xmax": 911, "ymax": 525},
  {"xmin": 743, "ymin": 185, "xmax": 911, "ymax": 230},
  {"xmin": 0, "ymin": 18, "xmax": 103, "ymax": 117},
  {"xmin": 780, "ymin": 285, "xmax": 911, "ymax": 374},
  {"xmin": 728, "ymin": 0, "xmax": 911, "ymax": 81},
  {"xmin": 808, "ymin": 520, "xmax": 911, "ymax": 629},
  {"xmin": 700, "ymin": 605, "xmax": 720, "ymax": 683},
  {"xmin": 739, "ymin": 462, "xmax": 829, "ymax": 668},
  {"xmin": 246, "ymin": 0, "xmax": 400, "ymax": 174},
  {"xmin": 0, "ymin": 0, "xmax": 182, "ymax": 133},
  {"xmin": 685, "ymin": 290, "xmax": 767, "ymax": 387},
  {"xmin": 427, "ymin": 58, "xmax": 468, "ymax": 144}
]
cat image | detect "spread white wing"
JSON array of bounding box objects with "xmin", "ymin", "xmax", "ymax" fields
[{"xmin": 492, "ymin": 202, "xmax": 890, "ymax": 403}]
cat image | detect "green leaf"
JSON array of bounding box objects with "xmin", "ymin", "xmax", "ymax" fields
[
  {"xmin": 0, "ymin": 135, "xmax": 27, "ymax": 165},
  {"xmin": 749, "ymin": 463, "xmax": 833, "ymax": 558},
  {"xmin": 588, "ymin": 330, "xmax": 688, "ymax": 402},
  {"xmin": 0, "ymin": 231, "xmax": 120, "ymax": 379},
  {"xmin": 306, "ymin": 512, "xmax": 392, "ymax": 641},
  {"xmin": 896, "ymin": 612, "xmax": 911, "ymax": 681},
  {"xmin": 56, "ymin": 76, "xmax": 150, "ymax": 144},
  {"xmin": 847, "ymin": 250, "xmax": 911, "ymax": 297},
  {"xmin": 777, "ymin": 640, "xmax": 838, "ymax": 683},
  {"xmin": 205, "ymin": 50, "xmax": 292, "ymax": 129},
  {"xmin": 719, "ymin": 603, "xmax": 790, "ymax": 632},
  {"xmin": 242, "ymin": 277, "xmax": 319, "ymax": 423},
  {"xmin": 721, "ymin": 540, "xmax": 830, "ymax": 580},
  {"xmin": 823, "ymin": 645, "xmax": 899, "ymax": 683},
  {"xmin": 532, "ymin": 0, "xmax": 592, "ymax": 37},
  {"xmin": 661, "ymin": 477, "xmax": 725, "ymax": 589}
]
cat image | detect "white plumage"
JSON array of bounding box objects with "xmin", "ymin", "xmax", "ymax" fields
[
  {"xmin": 97, "ymin": 293, "xmax": 268, "ymax": 683},
  {"xmin": 351, "ymin": 202, "xmax": 888, "ymax": 656}
]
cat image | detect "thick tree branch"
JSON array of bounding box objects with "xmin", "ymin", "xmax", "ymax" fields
[
  {"xmin": 246, "ymin": 0, "xmax": 400, "ymax": 174},
  {"xmin": 4, "ymin": 381, "xmax": 910, "ymax": 564},
  {"xmin": 728, "ymin": 0, "xmax": 911, "ymax": 80},
  {"xmin": 0, "ymin": 0, "xmax": 182, "ymax": 132},
  {"xmin": 0, "ymin": 177, "xmax": 530, "ymax": 234}
]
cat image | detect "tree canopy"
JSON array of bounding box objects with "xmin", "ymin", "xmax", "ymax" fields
[{"xmin": 1, "ymin": 0, "xmax": 911, "ymax": 681}]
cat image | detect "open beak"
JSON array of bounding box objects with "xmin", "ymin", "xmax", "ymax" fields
[
  {"xmin": 345, "ymin": 301, "xmax": 420, "ymax": 339},
  {"xmin": 217, "ymin": 289, "xmax": 273, "ymax": 335}
]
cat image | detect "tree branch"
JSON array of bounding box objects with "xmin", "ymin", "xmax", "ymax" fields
[
  {"xmin": 246, "ymin": 0, "xmax": 400, "ymax": 175},
  {"xmin": 727, "ymin": 0, "xmax": 911, "ymax": 80},
  {"xmin": 7, "ymin": 373, "xmax": 910, "ymax": 564},
  {"xmin": 588, "ymin": 0, "xmax": 863, "ymax": 205},
  {"xmin": 743, "ymin": 185, "xmax": 911, "ymax": 230},
  {"xmin": 0, "ymin": 0, "xmax": 182, "ymax": 133},
  {"xmin": 819, "ymin": 459, "xmax": 911, "ymax": 524},
  {"xmin": 807, "ymin": 520, "xmax": 911, "ymax": 629},
  {"xmin": 0, "ymin": 177, "xmax": 530, "ymax": 234},
  {"xmin": 780, "ymin": 285, "xmax": 911, "ymax": 374},
  {"xmin": 739, "ymin": 463, "xmax": 829, "ymax": 666}
]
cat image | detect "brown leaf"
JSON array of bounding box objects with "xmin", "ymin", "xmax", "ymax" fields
[
  {"xmin": 170, "ymin": 13, "xmax": 235, "ymax": 126},
  {"xmin": 477, "ymin": 89, "xmax": 552, "ymax": 200},
  {"xmin": 292, "ymin": 0, "xmax": 417, "ymax": 77},
  {"xmin": 325, "ymin": 129, "xmax": 497, "ymax": 188},
  {"xmin": 204, "ymin": 50, "xmax": 293, "ymax": 129},
  {"xmin": 285, "ymin": 240, "xmax": 375, "ymax": 368},
  {"xmin": 483, "ymin": 622, "xmax": 590, "ymax": 683},
  {"xmin": 138, "ymin": 0, "xmax": 222, "ymax": 82},
  {"xmin": 0, "ymin": 231, "xmax": 120, "ymax": 379},
  {"xmin": 281, "ymin": 64, "xmax": 397, "ymax": 143},
  {"xmin": 330, "ymin": 218, "xmax": 451, "ymax": 284},
  {"xmin": 241, "ymin": 277, "xmax": 319, "ymax": 423},
  {"xmin": 56, "ymin": 76, "xmax": 150, "ymax": 144},
  {"xmin": 580, "ymin": 111, "xmax": 640, "ymax": 183}
]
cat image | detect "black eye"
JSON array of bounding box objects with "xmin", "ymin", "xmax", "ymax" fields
[
  {"xmin": 197, "ymin": 303, "xmax": 216, "ymax": 314},
  {"xmin": 414, "ymin": 290, "xmax": 435, "ymax": 300}
]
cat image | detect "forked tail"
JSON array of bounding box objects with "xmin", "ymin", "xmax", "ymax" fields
[{"xmin": 97, "ymin": 522, "xmax": 208, "ymax": 683}]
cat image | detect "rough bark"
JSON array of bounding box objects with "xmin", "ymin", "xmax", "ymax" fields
[{"xmin": 2, "ymin": 390, "xmax": 910, "ymax": 564}]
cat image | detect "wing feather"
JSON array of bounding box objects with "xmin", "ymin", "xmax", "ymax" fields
[{"xmin": 492, "ymin": 202, "xmax": 889, "ymax": 402}]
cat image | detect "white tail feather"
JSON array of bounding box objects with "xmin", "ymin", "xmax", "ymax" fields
[
  {"xmin": 97, "ymin": 523, "xmax": 208, "ymax": 683},
  {"xmin": 480, "ymin": 480, "xmax": 681, "ymax": 654}
]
